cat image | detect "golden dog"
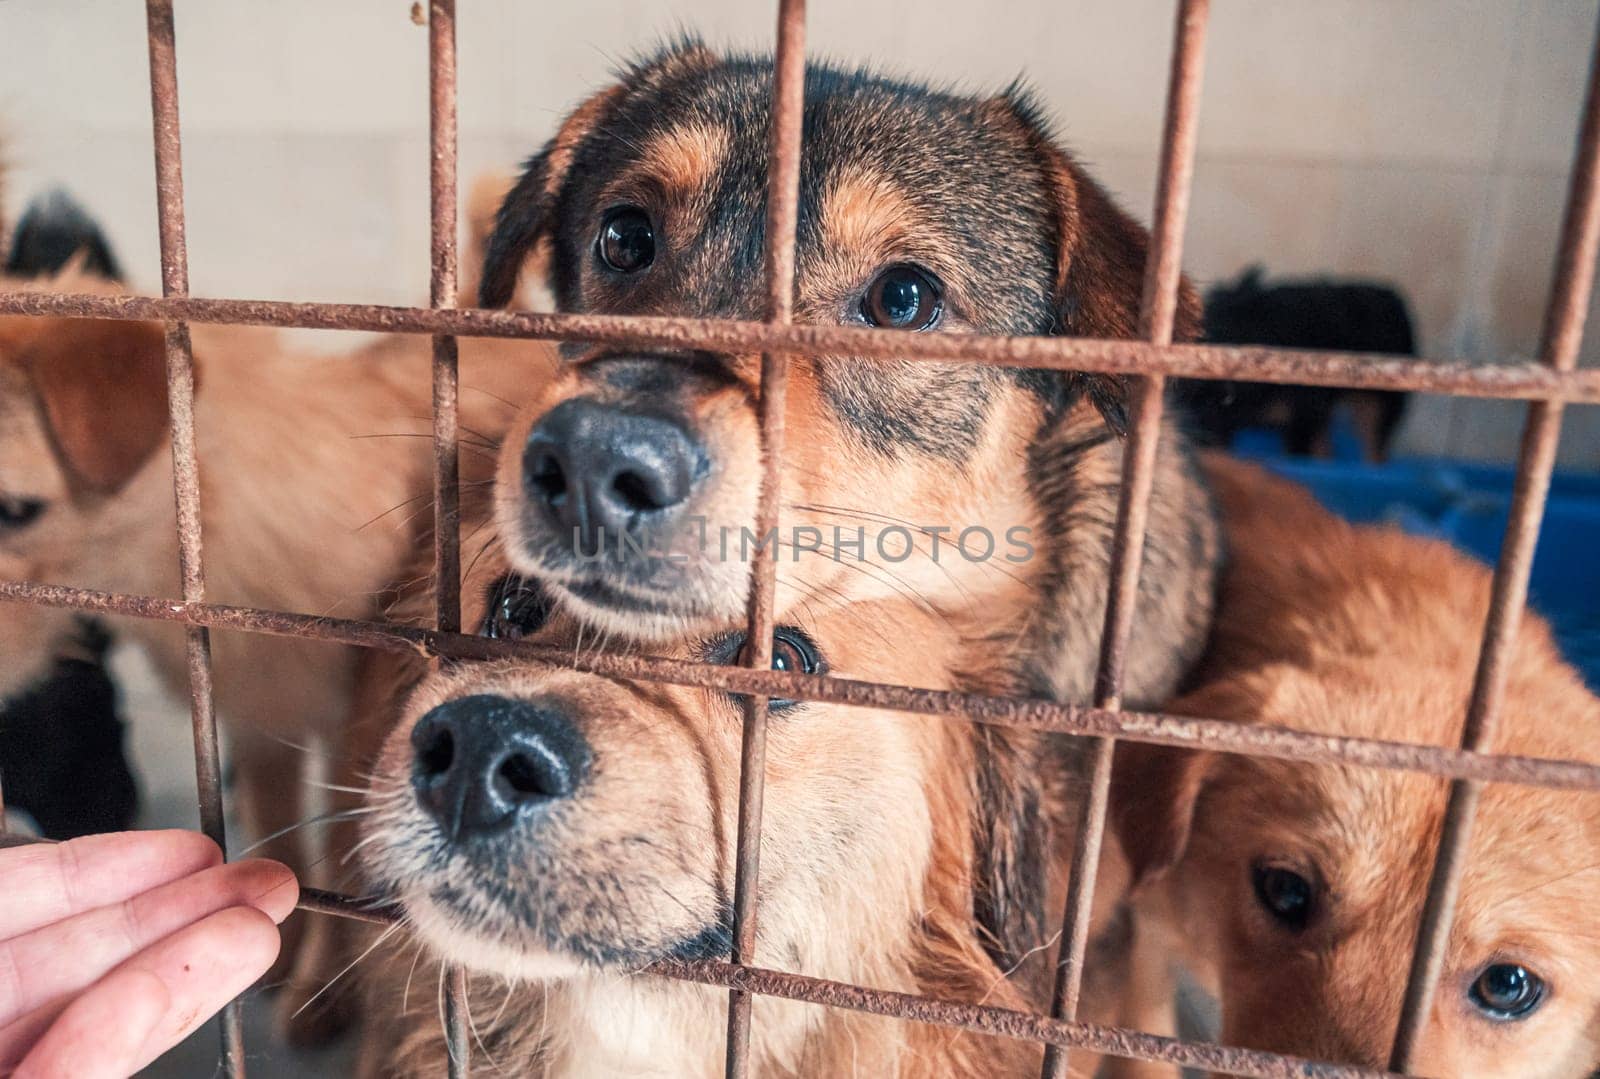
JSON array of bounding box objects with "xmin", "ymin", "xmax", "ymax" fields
[
  {"xmin": 0, "ymin": 198, "xmax": 555, "ymax": 1033},
  {"xmin": 1112, "ymin": 459, "xmax": 1600, "ymax": 1077},
  {"xmin": 341, "ymin": 543, "xmax": 1159, "ymax": 1077}
]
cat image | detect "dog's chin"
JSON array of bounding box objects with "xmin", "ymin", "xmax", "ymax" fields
[
  {"xmin": 404, "ymin": 887, "xmax": 732, "ymax": 981},
  {"xmin": 546, "ymin": 577, "xmax": 738, "ymax": 641},
  {"xmin": 502, "ymin": 546, "xmax": 749, "ymax": 643},
  {"xmin": 404, "ymin": 891, "xmax": 587, "ymax": 983}
]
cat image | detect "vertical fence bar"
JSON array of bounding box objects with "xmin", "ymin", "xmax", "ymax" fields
[
  {"xmin": 426, "ymin": 2, "xmax": 471, "ymax": 1075},
  {"xmin": 1039, "ymin": 3, "xmax": 1211, "ymax": 1076},
  {"xmin": 143, "ymin": 2, "xmax": 244, "ymax": 1075},
  {"xmin": 430, "ymin": 0, "xmax": 462, "ymax": 637},
  {"xmin": 1387, "ymin": 9, "xmax": 1600, "ymax": 1071},
  {"xmin": 724, "ymin": 1, "xmax": 807, "ymax": 1075}
]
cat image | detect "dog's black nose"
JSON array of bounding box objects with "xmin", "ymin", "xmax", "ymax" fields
[
  {"xmin": 410, "ymin": 695, "xmax": 589, "ymax": 839},
  {"xmin": 523, "ymin": 399, "xmax": 704, "ymax": 553}
]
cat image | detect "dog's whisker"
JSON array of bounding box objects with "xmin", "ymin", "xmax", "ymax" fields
[
  {"xmin": 237, "ymin": 807, "xmax": 376, "ymax": 857},
  {"xmin": 292, "ymin": 920, "xmax": 405, "ymax": 1021}
]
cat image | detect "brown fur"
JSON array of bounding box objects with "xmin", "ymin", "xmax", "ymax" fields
[
  {"xmin": 1112, "ymin": 458, "xmax": 1600, "ymax": 1077},
  {"xmin": 343, "ymin": 528, "xmax": 1149, "ymax": 1077},
  {"xmin": 482, "ymin": 43, "xmax": 1220, "ymax": 717},
  {"xmin": 0, "ymin": 265, "xmax": 556, "ymax": 1035}
]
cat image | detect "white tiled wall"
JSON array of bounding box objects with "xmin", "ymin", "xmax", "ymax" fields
[{"xmin": 1, "ymin": 0, "xmax": 1596, "ymax": 466}]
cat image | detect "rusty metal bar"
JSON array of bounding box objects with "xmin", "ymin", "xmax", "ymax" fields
[
  {"xmin": 0, "ymin": 825, "xmax": 1373, "ymax": 1076},
  {"xmin": 298, "ymin": 877, "xmax": 1404, "ymax": 1079},
  {"xmin": 659, "ymin": 958, "xmax": 1389, "ymax": 1079},
  {"xmin": 429, "ymin": 0, "xmax": 462, "ymax": 636},
  {"xmin": 725, "ymin": 3, "xmax": 807, "ymax": 1074},
  {"xmin": 1042, "ymin": 5, "xmax": 1210, "ymax": 1077},
  {"xmin": 3, "ymin": 8, "xmax": 1585, "ymax": 1079},
  {"xmin": 296, "ymin": 887, "xmax": 402, "ymax": 925},
  {"xmin": 426, "ymin": 4, "xmax": 470, "ymax": 1074},
  {"xmin": 1388, "ymin": 9, "xmax": 1600, "ymax": 1071},
  {"xmin": 143, "ymin": 3, "xmax": 243, "ymax": 1074},
  {"xmin": 6, "ymin": 579, "xmax": 1599, "ymax": 794},
  {"xmin": 3, "ymin": 289, "xmax": 1599, "ymax": 402},
  {"xmin": 444, "ymin": 965, "xmax": 470, "ymax": 1076}
]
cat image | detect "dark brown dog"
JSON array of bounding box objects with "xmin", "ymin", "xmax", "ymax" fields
[
  {"xmin": 1112, "ymin": 459, "xmax": 1600, "ymax": 1077},
  {"xmin": 478, "ymin": 39, "xmax": 1220, "ymax": 711}
]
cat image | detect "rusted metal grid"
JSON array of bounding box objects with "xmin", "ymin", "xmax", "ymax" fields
[{"xmin": 0, "ymin": 0, "xmax": 1596, "ymax": 1077}]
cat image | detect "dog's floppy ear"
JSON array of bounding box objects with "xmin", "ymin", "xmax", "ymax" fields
[
  {"xmin": 998, "ymin": 90, "xmax": 1202, "ymax": 432},
  {"xmin": 478, "ymin": 87, "xmax": 622, "ymax": 308},
  {"xmin": 20, "ymin": 317, "xmax": 171, "ymax": 493},
  {"xmin": 1110, "ymin": 740, "xmax": 1216, "ymax": 887},
  {"xmin": 479, "ymin": 39, "xmax": 718, "ymax": 308}
]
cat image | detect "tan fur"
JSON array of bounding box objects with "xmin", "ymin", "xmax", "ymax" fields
[
  {"xmin": 817, "ymin": 167, "xmax": 919, "ymax": 274},
  {"xmin": 345, "ymin": 530, "xmax": 1145, "ymax": 1077},
  {"xmin": 0, "ymin": 266, "xmax": 556, "ymax": 1035},
  {"xmin": 1113, "ymin": 458, "xmax": 1600, "ymax": 1077},
  {"xmin": 483, "ymin": 56, "xmax": 1219, "ymax": 720},
  {"xmin": 627, "ymin": 123, "xmax": 730, "ymax": 210}
]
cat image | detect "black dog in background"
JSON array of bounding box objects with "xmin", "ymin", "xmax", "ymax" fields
[
  {"xmin": 1, "ymin": 189, "xmax": 139, "ymax": 838},
  {"xmin": 1178, "ymin": 267, "xmax": 1415, "ymax": 461},
  {"xmin": 1, "ymin": 621, "xmax": 139, "ymax": 838},
  {"xmin": 4, "ymin": 187, "xmax": 124, "ymax": 280}
]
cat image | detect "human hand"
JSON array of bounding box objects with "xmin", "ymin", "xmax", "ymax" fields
[{"xmin": 0, "ymin": 830, "xmax": 297, "ymax": 1078}]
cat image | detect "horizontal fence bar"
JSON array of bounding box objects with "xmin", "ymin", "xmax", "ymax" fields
[
  {"xmin": 647, "ymin": 958, "xmax": 1389, "ymax": 1079},
  {"xmin": 0, "ymin": 833, "xmax": 1392, "ymax": 1078},
  {"xmin": 2, "ymin": 289, "xmax": 1598, "ymax": 402},
  {"xmin": 3, "ymin": 579, "xmax": 1596, "ymax": 793},
  {"xmin": 296, "ymin": 886, "xmax": 403, "ymax": 925}
]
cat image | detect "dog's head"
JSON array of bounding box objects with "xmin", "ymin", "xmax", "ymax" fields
[
  {"xmin": 0, "ymin": 277, "xmax": 170, "ymax": 694},
  {"xmin": 1114, "ymin": 654, "xmax": 1600, "ymax": 1078},
  {"xmin": 361, "ymin": 569, "xmax": 1061, "ymax": 1014},
  {"xmin": 482, "ymin": 40, "xmax": 1198, "ymax": 639},
  {"xmin": 0, "ymin": 194, "xmax": 159, "ymax": 695}
]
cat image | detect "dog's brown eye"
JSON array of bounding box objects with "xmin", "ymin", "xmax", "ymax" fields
[
  {"xmin": 0, "ymin": 495, "xmax": 46, "ymax": 530},
  {"xmin": 708, "ymin": 626, "xmax": 824, "ymax": 711},
  {"xmin": 481, "ymin": 574, "xmax": 552, "ymax": 641},
  {"xmin": 1469, "ymin": 963, "xmax": 1546, "ymax": 1021},
  {"xmin": 1251, "ymin": 863, "xmax": 1315, "ymax": 931},
  {"xmin": 597, "ymin": 206, "xmax": 655, "ymax": 273},
  {"xmin": 769, "ymin": 628, "xmax": 821, "ymax": 678},
  {"xmin": 862, "ymin": 265, "xmax": 942, "ymax": 330}
]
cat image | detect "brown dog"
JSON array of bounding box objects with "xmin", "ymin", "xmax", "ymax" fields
[
  {"xmin": 1112, "ymin": 459, "xmax": 1600, "ymax": 1077},
  {"xmin": 0, "ymin": 253, "xmax": 554, "ymax": 1030},
  {"xmin": 346, "ymin": 542, "xmax": 1156, "ymax": 1077},
  {"xmin": 478, "ymin": 40, "xmax": 1220, "ymax": 711}
]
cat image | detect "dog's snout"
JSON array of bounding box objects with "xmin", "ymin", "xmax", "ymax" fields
[
  {"xmin": 411, "ymin": 694, "xmax": 590, "ymax": 839},
  {"xmin": 523, "ymin": 399, "xmax": 705, "ymax": 552}
]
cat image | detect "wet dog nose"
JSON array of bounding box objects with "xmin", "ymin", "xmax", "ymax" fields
[
  {"xmin": 522, "ymin": 399, "xmax": 704, "ymax": 553},
  {"xmin": 411, "ymin": 694, "xmax": 590, "ymax": 839}
]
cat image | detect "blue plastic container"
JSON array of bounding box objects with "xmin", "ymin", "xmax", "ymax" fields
[{"xmin": 1229, "ymin": 435, "xmax": 1600, "ymax": 692}]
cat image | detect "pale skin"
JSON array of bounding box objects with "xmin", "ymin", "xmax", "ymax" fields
[{"xmin": 0, "ymin": 830, "xmax": 297, "ymax": 1078}]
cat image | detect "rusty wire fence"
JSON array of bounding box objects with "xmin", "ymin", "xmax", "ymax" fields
[{"xmin": 2, "ymin": 1, "xmax": 1600, "ymax": 1077}]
